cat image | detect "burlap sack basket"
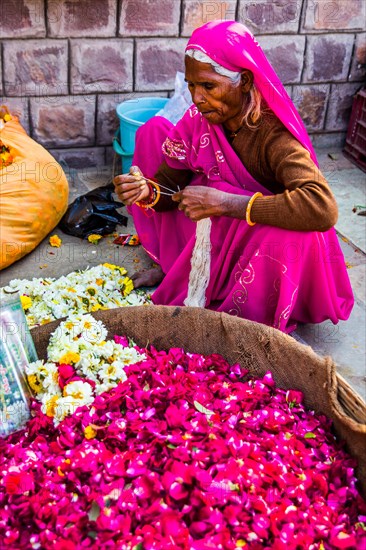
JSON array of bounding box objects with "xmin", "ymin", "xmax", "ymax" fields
[{"xmin": 31, "ymin": 305, "xmax": 366, "ymax": 498}]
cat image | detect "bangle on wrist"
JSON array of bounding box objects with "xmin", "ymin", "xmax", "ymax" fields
[
  {"xmin": 136, "ymin": 180, "xmax": 161, "ymax": 209},
  {"xmin": 246, "ymin": 192, "xmax": 263, "ymax": 226}
]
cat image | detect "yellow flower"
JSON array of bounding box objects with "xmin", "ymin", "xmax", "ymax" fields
[
  {"xmin": 27, "ymin": 374, "xmax": 42, "ymax": 394},
  {"xmin": 236, "ymin": 541, "xmax": 247, "ymax": 548},
  {"xmin": 44, "ymin": 395, "xmax": 60, "ymax": 417},
  {"xmin": 3, "ymin": 114, "xmax": 12, "ymax": 122},
  {"xmin": 20, "ymin": 295, "xmax": 32, "ymax": 311},
  {"xmin": 122, "ymin": 278, "xmax": 134, "ymax": 296},
  {"xmin": 91, "ymin": 304, "xmax": 102, "ymax": 311},
  {"xmin": 84, "ymin": 425, "xmax": 97, "ymax": 439},
  {"xmin": 87, "ymin": 234, "xmax": 102, "ymax": 244},
  {"xmin": 58, "ymin": 351, "xmax": 80, "ymax": 365},
  {"xmin": 103, "ymin": 263, "xmax": 126, "ymax": 275},
  {"xmin": 95, "ymin": 278, "xmax": 104, "ymax": 286},
  {"xmin": 49, "ymin": 234, "xmax": 62, "ymax": 248}
]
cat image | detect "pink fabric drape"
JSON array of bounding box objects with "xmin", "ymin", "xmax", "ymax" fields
[{"xmin": 128, "ymin": 21, "xmax": 354, "ymax": 333}]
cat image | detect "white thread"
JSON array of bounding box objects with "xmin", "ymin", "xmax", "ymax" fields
[{"xmin": 184, "ymin": 218, "xmax": 212, "ymax": 307}]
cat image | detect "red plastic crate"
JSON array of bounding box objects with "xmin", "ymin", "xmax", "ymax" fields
[{"xmin": 343, "ymin": 88, "xmax": 366, "ymax": 173}]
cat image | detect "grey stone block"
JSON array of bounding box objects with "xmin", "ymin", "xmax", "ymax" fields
[
  {"xmin": 136, "ymin": 39, "xmax": 187, "ymax": 91},
  {"xmin": 349, "ymin": 32, "xmax": 366, "ymax": 81},
  {"xmin": 70, "ymin": 39, "xmax": 133, "ymax": 94},
  {"xmin": 0, "ymin": 0, "xmax": 46, "ymax": 38},
  {"xmin": 30, "ymin": 95, "xmax": 96, "ymax": 147},
  {"xmin": 50, "ymin": 147, "xmax": 106, "ymax": 169},
  {"xmin": 292, "ymin": 84, "xmax": 330, "ymax": 131},
  {"xmin": 3, "ymin": 39, "xmax": 68, "ymax": 97},
  {"xmin": 48, "ymin": 0, "xmax": 117, "ymax": 37},
  {"xmin": 181, "ymin": 0, "xmax": 237, "ymax": 37},
  {"xmin": 303, "ymin": 34, "xmax": 354, "ymax": 83},
  {"xmin": 119, "ymin": 0, "xmax": 180, "ymax": 36},
  {"xmin": 325, "ymin": 82, "xmax": 363, "ymax": 131},
  {"xmin": 238, "ymin": 0, "xmax": 302, "ymax": 34},
  {"xmin": 258, "ymin": 35, "xmax": 305, "ymax": 84},
  {"xmin": 302, "ymin": 0, "xmax": 366, "ymax": 32}
]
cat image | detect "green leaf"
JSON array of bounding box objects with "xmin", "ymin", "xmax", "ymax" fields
[
  {"xmin": 194, "ymin": 400, "xmax": 214, "ymax": 417},
  {"xmin": 133, "ymin": 544, "xmax": 144, "ymax": 550},
  {"xmin": 304, "ymin": 432, "xmax": 316, "ymax": 439},
  {"xmin": 88, "ymin": 501, "xmax": 101, "ymax": 521},
  {"xmin": 167, "ymin": 443, "xmax": 177, "ymax": 449},
  {"xmin": 88, "ymin": 531, "xmax": 98, "ymax": 540}
]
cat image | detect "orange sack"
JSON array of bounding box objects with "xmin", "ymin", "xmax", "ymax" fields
[{"xmin": 0, "ymin": 110, "xmax": 69, "ymax": 270}]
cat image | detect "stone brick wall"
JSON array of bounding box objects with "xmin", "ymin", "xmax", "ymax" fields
[{"xmin": 1, "ymin": 0, "xmax": 365, "ymax": 168}]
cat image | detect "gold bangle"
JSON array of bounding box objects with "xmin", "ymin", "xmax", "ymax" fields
[
  {"xmin": 136, "ymin": 180, "xmax": 161, "ymax": 209},
  {"xmin": 246, "ymin": 192, "xmax": 263, "ymax": 226}
]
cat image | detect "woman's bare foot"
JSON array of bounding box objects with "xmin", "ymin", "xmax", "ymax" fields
[{"xmin": 131, "ymin": 266, "xmax": 164, "ymax": 288}]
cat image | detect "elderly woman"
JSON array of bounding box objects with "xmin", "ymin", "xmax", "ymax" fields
[{"xmin": 113, "ymin": 20, "xmax": 353, "ymax": 333}]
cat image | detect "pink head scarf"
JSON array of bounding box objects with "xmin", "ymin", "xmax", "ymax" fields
[{"xmin": 185, "ymin": 20, "xmax": 317, "ymax": 165}]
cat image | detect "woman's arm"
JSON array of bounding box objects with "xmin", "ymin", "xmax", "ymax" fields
[{"xmin": 246, "ymin": 120, "xmax": 338, "ymax": 232}]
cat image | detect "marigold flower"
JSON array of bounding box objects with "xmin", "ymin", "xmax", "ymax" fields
[
  {"xmin": 84, "ymin": 425, "xmax": 97, "ymax": 439},
  {"xmin": 122, "ymin": 278, "xmax": 134, "ymax": 296},
  {"xmin": 58, "ymin": 351, "xmax": 80, "ymax": 365},
  {"xmin": 27, "ymin": 374, "xmax": 42, "ymax": 394},
  {"xmin": 87, "ymin": 234, "xmax": 102, "ymax": 244},
  {"xmin": 103, "ymin": 263, "xmax": 126, "ymax": 275},
  {"xmin": 20, "ymin": 295, "xmax": 32, "ymax": 311},
  {"xmin": 43, "ymin": 394, "xmax": 59, "ymax": 417},
  {"xmin": 49, "ymin": 234, "xmax": 62, "ymax": 248}
]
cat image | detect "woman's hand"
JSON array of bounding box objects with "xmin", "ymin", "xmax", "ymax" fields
[
  {"xmin": 172, "ymin": 186, "xmax": 227, "ymax": 221},
  {"xmin": 172, "ymin": 186, "xmax": 251, "ymax": 222},
  {"xmin": 113, "ymin": 166, "xmax": 150, "ymax": 206}
]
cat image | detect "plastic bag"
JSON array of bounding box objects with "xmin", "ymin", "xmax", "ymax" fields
[
  {"xmin": 0, "ymin": 293, "xmax": 38, "ymax": 437},
  {"xmin": 156, "ymin": 72, "xmax": 192, "ymax": 125},
  {"xmin": 59, "ymin": 184, "xmax": 128, "ymax": 238},
  {"xmin": 0, "ymin": 108, "xmax": 69, "ymax": 270}
]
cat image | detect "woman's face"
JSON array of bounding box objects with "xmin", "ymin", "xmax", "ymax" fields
[{"xmin": 184, "ymin": 56, "xmax": 251, "ymax": 131}]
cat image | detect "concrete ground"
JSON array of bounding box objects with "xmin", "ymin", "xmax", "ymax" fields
[{"xmin": 1, "ymin": 148, "xmax": 365, "ymax": 401}]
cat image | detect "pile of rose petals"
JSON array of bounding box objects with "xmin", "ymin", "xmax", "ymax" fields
[{"xmin": 1, "ymin": 342, "xmax": 365, "ymax": 549}]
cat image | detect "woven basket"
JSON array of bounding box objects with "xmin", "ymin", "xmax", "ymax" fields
[{"xmin": 32, "ymin": 306, "xmax": 366, "ymax": 497}]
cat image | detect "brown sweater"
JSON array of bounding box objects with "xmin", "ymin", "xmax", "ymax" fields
[{"xmin": 154, "ymin": 112, "xmax": 338, "ymax": 232}]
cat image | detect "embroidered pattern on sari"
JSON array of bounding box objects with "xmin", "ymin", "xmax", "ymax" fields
[
  {"xmin": 189, "ymin": 106, "xmax": 199, "ymax": 117},
  {"xmin": 230, "ymin": 250, "xmax": 299, "ymax": 326},
  {"xmin": 215, "ymin": 151, "xmax": 225, "ymax": 163},
  {"xmin": 162, "ymin": 137, "xmax": 187, "ymax": 160}
]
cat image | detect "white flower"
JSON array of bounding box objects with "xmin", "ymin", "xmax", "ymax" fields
[
  {"xmin": 22, "ymin": 312, "xmax": 146, "ymax": 425},
  {"xmin": 0, "ymin": 264, "xmax": 151, "ymax": 329},
  {"xmin": 99, "ymin": 361, "xmax": 127, "ymax": 383},
  {"xmin": 63, "ymin": 380, "xmax": 94, "ymax": 404}
]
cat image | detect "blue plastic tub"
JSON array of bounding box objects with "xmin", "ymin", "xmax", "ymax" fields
[
  {"xmin": 116, "ymin": 97, "xmax": 168, "ymax": 155},
  {"xmin": 113, "ymin": 132, "xmax": 134, "ymax": 174}
]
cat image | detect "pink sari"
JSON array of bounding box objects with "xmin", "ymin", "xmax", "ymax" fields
[{"xmin": 129, "ymin": 21, "xmax": 353, "ymax": 333}]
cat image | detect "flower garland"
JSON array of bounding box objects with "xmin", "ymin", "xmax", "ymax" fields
[
  {"xmin": 0, "ymin": 263, "xmax": 150, "ymax": 329},
  {"xmin": 0, "ymin": 315, "xmax": 365, "ymax": 549},
  {"xmin": 0, "ymin": 107, "xmax": 13, "ymax": 169}
]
